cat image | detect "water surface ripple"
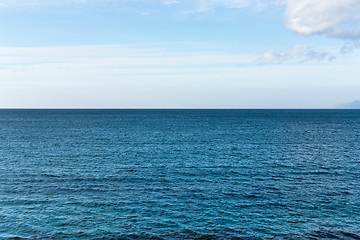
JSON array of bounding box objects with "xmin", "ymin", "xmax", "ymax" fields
[{"xmin": 0, "ymin": 110, "xmax": 359, "ymax": 239}]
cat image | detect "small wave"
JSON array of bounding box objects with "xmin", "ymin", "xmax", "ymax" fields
[
  {"xmin": 9, "ymin": 231, "xmax": 256, "ymax": 240},
  {"xmin": 10, "ymin": 237, "xmax": 57, "ymax": 240},
  {"xmin": 93, "ymin": 232, "xmax": 255, "ymax": 240},
  {"xmin": 279, "ymin": 229, "xmax": 360, "ymax": 240},
  {"xmin": 8, "ymin": 229, "xmax": 360, "ymax": 240}
]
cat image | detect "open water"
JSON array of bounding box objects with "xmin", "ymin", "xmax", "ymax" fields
[{"xmin": 0, "ymin": 109, "xmax": 359, "ymax": 240}]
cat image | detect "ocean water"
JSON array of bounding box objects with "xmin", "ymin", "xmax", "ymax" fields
[{"xmin": 0, "ymin": 109, "xmax": 359, "ymax": 240}]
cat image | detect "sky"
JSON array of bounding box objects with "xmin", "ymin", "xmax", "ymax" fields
[{"xmin": 1, "ymin": 0, "xmax": 360, "ymax": 108}]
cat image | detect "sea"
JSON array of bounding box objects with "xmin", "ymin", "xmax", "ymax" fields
[{"xmin": 0, "ymin": 109, "xmax": 359, "ymax": 240}]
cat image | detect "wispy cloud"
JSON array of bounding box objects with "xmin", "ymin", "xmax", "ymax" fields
[
  {"xmin": 0, "ymin": 0, "xmax": 83, "ymax": 7},
  {"xmin": 0, "ymin": 44, "xmax": 254, "ymax": 89},
  {"xmin": 194, "ymin": 0, "xmax": 250, "ymax": 12},
  {"xmin": 180, "ymin": 0, "xmax": 272, "ymax": 13},
  {"xmin": 163, "ymin": 0, "xmax": 180, "ymax": 7},
  {"xmin": 0, "ymin": 0, "xmax": 114, "ymax": 7},
  {"xmin": 341, "ymin": 41, "xmax": 360, "ymax": 54},
  {"xmin": 0, "ymin": 0, "xmax": 263, "ymax": 9},
  {"xmin": 258, "ymin": 45, "xmax": 336, "ymax": 64},
  {"xmin": 0, "ymin": 44, "xmax": 252, "ymax": 68}
]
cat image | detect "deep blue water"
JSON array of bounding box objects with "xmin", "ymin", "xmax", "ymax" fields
[{"xmin": 0, "ymin": 109, "xmax": 360, "ymax": 240}]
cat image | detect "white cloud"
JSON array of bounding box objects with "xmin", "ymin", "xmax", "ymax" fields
[
  {"xmin": 258, "ymin": 45, "xmax": 336, "ymax": 64},
  {"xmin": 283, "ymin": 0, "xmax": 360, "ymax": 39}
]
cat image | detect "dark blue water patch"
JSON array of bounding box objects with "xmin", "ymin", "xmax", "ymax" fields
[
  {"xmin": 1, "ymin": 110, "xmax": 360, "ymax": 240},
  {"xmin": 279, "ymin": 228, "xmax": 360, "ymax": 240}
]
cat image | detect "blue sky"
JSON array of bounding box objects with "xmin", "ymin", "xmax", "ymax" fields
[{"xmin": 1, "ymin": 0, "xmax": 360, "ymax": 108}]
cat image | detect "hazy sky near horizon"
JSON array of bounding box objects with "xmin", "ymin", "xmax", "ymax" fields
[{"xmin": 1, "ymin": 0, "xmax": 360, "ymax": 108}]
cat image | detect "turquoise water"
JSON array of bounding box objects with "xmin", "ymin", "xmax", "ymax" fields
[{"xmin": 0, "ymin": 109, "xmax": 359, "ymax": 239}]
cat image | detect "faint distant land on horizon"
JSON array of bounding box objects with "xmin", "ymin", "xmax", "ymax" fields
[{"xmin": 339, "ymin": 100, "xmax": 360, "ymax": 109}]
